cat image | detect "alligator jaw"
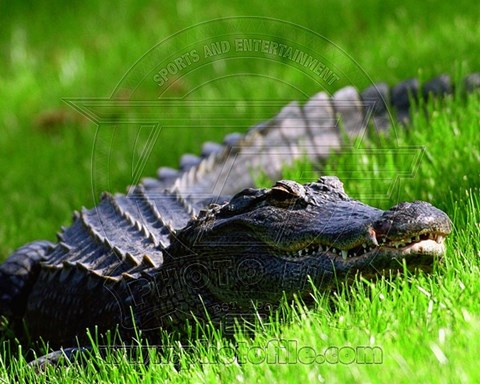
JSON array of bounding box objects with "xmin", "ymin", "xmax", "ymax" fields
[
  {"xmin": 279, "ymin": 231, "xmax": 447, "ymax": 263},
  {"xmin": 378, "ymin": 232, "xmax": 446, "ymax": 255},
  {"xmin": 385, "ymin": 237, "xmax": 445, "ymax": 257}
]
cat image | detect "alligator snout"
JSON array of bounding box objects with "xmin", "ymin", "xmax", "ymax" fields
[{"xmin": 372, "ymin": 201, "xmax": 452, "ymax": 242}]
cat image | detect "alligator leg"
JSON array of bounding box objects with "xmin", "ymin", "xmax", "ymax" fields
[
  {"xmin": 0, "ymin": 241, "xmax": 54, "ymax": 331},
  {"xmin": 28, "ymin": 347, "xmax": 92, "ymax": 370},
  {"xmin": 28, "ymin": 345, "xmax": 152, "ymax": 370}
]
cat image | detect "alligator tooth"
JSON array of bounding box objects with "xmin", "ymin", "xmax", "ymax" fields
[
  {"xmin": 298, "ymin": 250, "xmax": 303, "ymax": 256},
  {"xmin": 341, "ymin": 250, "xmax": 348, "ymax": 260},
  {"xmin": 415, "ymin": 235, "xmax": 420, "ymax": 241},
  {"xmin": 318, "ymin": 245, "xmax": 323, "ymax": 252},
  {"xmin": 436, "ymin": 235, "xmax": 444, "ymax": 243},
  {"xmin": 362, "ymin": 243, "xmax": 367, "ymax": 248},
  {"xmin": 332, "ymin": 248, "xmax": 337, "ymax": 254}
]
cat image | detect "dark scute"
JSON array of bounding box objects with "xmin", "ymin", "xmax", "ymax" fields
[
  {"xmin": 360, "ymin": 83, "xmax": 390, "ymax": 115},
  {"xmin": 201, "ymin": 141, "xmax": 224, "ymax": 157},
  {"xmin": 391, "ymin": 78, "xmax": 419, "ymax": 122},
  {"xmin": 180, "ymin": 154, "xmax": 201, "ymax": 171},
  {"xmin": 422, "ymin": 75, "xmax": 452, "ymax": 99},
  {"xmin": 156, "ymin": 166, "xmax": 179, "ymax": 180},
  {"xmin": 464, "ymin": 73, "xmax": 480, "ymax": 93},
  {"xmin": 223, "ymin": 132, "xmax": 243, "ymax": 147}
]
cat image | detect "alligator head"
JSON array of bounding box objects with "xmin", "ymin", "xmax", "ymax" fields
[{"xmin": 169, "ymin": 177, "xmax": 451, "ymax": 307}]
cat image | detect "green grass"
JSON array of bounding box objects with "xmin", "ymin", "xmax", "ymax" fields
[{"xmin": 1, "ymin": 0, "xmax": 480, "ymax": 382}]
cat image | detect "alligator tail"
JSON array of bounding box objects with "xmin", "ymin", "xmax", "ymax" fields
[
  {"xmin": 141, "ymin": 73, "xmax": 480, "ymax": 208},
  {"xmin": 0, "ymin": 241, "xmax": 54, "ymax": 325}
]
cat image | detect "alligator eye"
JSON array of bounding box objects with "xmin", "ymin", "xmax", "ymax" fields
[
  {"xmin": 271, "ymin": 180, "xmax": 305, "ymax": 197},
  {"xmin": 269, "ymin": 187, "xmax": 296, "ymax": 201}
]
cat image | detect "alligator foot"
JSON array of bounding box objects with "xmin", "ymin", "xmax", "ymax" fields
[
  {"xmin": 27, "ymin": 347, "xmax": 92, "ymax": 370},
  {"xmin": 28, "ymin": 345, "xmax": 153, "ymax": 370}
]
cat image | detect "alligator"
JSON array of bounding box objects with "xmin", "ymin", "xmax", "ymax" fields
[{"xmin": 2, "ymin": 72, "xmax": 473, "ymax": 352}]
